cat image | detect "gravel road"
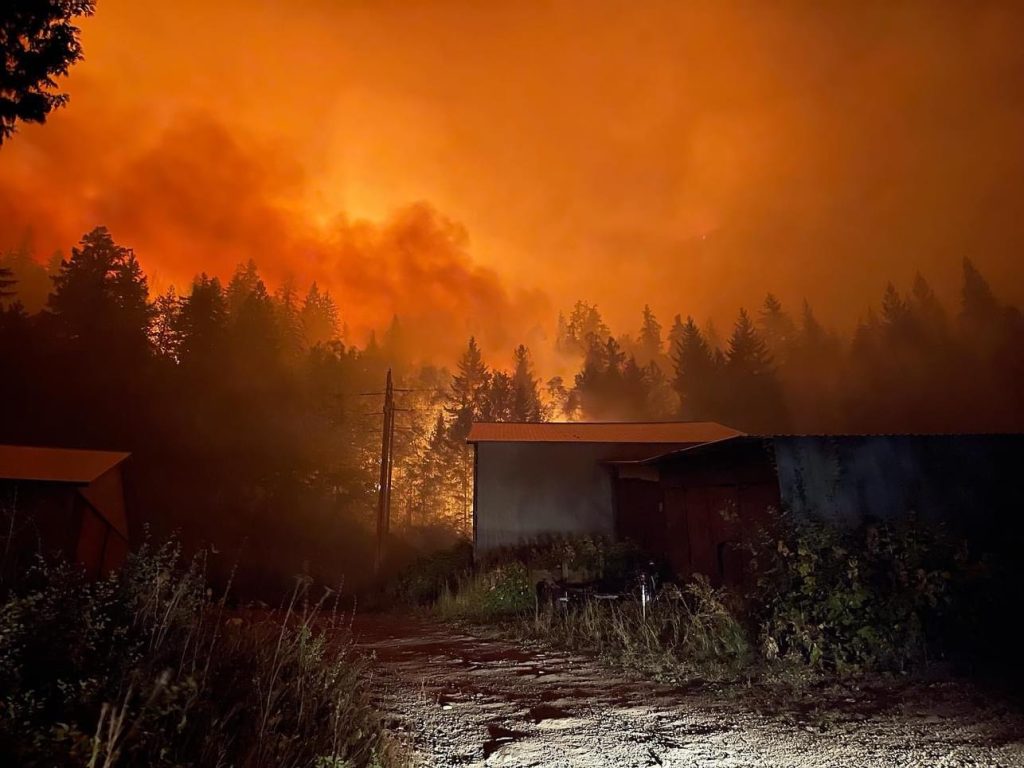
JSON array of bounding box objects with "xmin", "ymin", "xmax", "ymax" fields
[{"xmin": 354, "ymin": 615, "xmax": 1024, "ymax": 768}]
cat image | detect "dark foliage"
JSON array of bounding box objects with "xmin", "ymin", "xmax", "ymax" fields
[
  {"xmin": 0, "ymin": 0, "xmax": 95, "ymax": 144},
  {"xmin": 0, "ymin": 543, "xmax": 398, "ymax": 767}
]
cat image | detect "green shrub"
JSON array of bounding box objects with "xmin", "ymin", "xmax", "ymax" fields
[
  {"xmin": 482, "ymin": 534, "xmax": 649, "ymax": 585},
  {"xmin": 387, "ymin": 540, "xmax": 473, "ymax": 607},
  {"xmin": 748, "ymin": 511, "xmax": 975, "ymax": 675},
  {"xmin": 0, "ymin": 542, "xmax": 400, "ymax": 768},
  {"xmin": 435, "ymin": 562, "xmax": 534, "ymax": 620}
]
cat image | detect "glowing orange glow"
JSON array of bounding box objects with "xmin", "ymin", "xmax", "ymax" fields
[{"xmin": 2, "ymin": 1, "xmax": 1024, "ymax": 359}]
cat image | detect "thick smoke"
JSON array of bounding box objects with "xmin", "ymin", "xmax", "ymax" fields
[
  {"xmin": 2, "ymin": 0, "xmax": 1023, "ymax": 344},
  {"xmin": 0, "ymin": 109, "xmax": 548, "ymax": 361}
]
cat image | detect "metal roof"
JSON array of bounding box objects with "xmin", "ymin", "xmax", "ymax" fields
[
  {"xmin": 0, "ymin": 445, "xmax": 131, "ymax": 484},
  {"xmin": 467, "ymin": 421, "xmax": 744, "ymax": 444}
]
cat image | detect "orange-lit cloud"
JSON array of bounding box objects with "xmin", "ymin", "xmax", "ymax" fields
[{"xmin": 2, "ymin": 0, "xmax": 1023, "ymax": 354}]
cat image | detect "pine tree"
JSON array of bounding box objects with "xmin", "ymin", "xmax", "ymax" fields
[
  {"xmin": 485, "ymin": 371, "xmax": 515, "ymax": 421},
  {"xmin": 671, "ymin": 316, "xmax": 718, "ymax": 420},
  {"xmin": 723, "ymin": 308, "xmax": 786, "ymax": 431},
  {"xmin": 799, "ymin": 300, "xmax": 825, "ymax": 350},
  {"xmin": 511, "ymin": 344, "xmax": 544, "ymax": 421},
  {"xmin": 151, "ymin": 286, "xmax": 183, "ymax": 360},
  {"xmin": 226, "ymin": 259, "xmax": 260, "ymax": 318},
  {"xmin": 910, "ymin": 272, "xmax": 948, "ymax": 339},
  {"xmin": 382, "ymin": 315, "xmax": 407, "ymax": 363},
  {"xmin": 0, "ymin": 264, "xmax": 14, "ymax": 299},
  {"xmin": 273, "ymin": 278, "xmax": 305, "ymax": 356},
  {"xmin": 638, "ymin": 305, "xmax": 663, "ymax": 361},
  {"xmin": 176, "ymin": 274, "xmax": 228, "ymax": 365},
  {"xmin": 961, "ymin": 258, "xmax": 998, "ymax": 322},
  {"xmin": 758, "ymin": 293, "xmax": 795, "ymax": 363},
  {"xmin": 48, "ymin": 226, "xmax": 152, "ymax": 354},
  {"xmin": 446, "ymin": 336, "xmax": 490, "ymax": 441},
  {"xmin": 559, "ymin": 300, "xmax": 611, "ymax": 355},
  {"xmin": 300, "ymin": 282, "xmax": 340, "ymax": 347},
  {"xmin": 621, "ymin": 355, "xmax": 648, "ymax": 418},
  {"xmin": 727, "ymin": 308, "xmax": 774, "ymax": 377},
  {"xmin": 668, "ymin": 314, "xmax": 686, "ymax": 355}
]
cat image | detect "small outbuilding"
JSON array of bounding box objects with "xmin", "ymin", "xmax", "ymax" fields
[
  {"xmin": 467, "ymin": 421, "xmax": 744, "ymax": 552},
  {"xmin": 469, "ymin": 422, "xmax": 1024, "ymax": 587},
  {"xmin": 612, "ymin": 433, "xmax": 1024, "ymax": 586},
  {"xmin": 0, "ymin": 445, "xmax": 131, "ymax": 579}
]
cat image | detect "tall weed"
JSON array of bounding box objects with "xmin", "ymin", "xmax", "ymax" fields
[{"xmin": 0, "ymin": 541, "xmax": 400, "ymax": 768}]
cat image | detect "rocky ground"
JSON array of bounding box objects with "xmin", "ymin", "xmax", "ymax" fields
[{"xmin": 354, "ymin": 615, "xmax": 1024, "ymax": 768}]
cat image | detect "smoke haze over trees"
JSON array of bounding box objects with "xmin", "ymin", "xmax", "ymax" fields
[{"xmin": 3, "ymin": 227, "xmax": 1023, "ymax": 592}]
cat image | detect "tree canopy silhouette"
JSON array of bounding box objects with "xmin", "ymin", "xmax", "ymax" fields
[{"xmin": 0, "ymin": 0, "xmax": 95, "ymax": 144}]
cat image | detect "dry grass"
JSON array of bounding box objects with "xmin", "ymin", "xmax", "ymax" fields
[
  {"xmin": 0, "ymin": 541, "xmax": 403, "ymax": 768},
  {"xmin": 516, "ymin": 576, "xmax": 752, "ymax": 682}
]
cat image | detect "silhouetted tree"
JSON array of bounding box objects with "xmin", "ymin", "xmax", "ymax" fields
[
  {"xmin": 758, "ymin": 293, "xmax": 795, "ymax": 364},
  {"xmin": 273, "ymin": 278, "xmax": 304, "ymax": 357},
  {"xmin": 446, "ymin": 336, "xmax": 490, "ymax": 441},
  {"xmin": 558, "ymin": 300, "xmax": 611, "ymax": 356},
  {"xmin": 300, "ymin": 282, "xmax": 340, "ymax": 347},
  {"xmin": 48, "ymin": 226, "xmax": 152, "ymax": 355},
  {"xmin": 511, "ymin": 344, "xmax": 544, "ymax": 421},
  {"xmin": 638, "ymin": 304, "xmax": 663, "ymax": 362},
  {"xmin": 672, "ymin": 316, "xmax": 718, "ymax": 420},
  {"xmin": 151, "ymin": 286, "xmax": 183, "ymax": 360},
  {"xmin": 176, "ymin": 274, "xmax": 228, "ymax": 366},
  {"xmin": 226, "ymin": 259, "xmax": 261, "ymax": 318},
  {"xmin": 0, "ymin": 265, "xmax": 14, "ymax": 298},
  {"xmin": 0, "ymin": 0, "xmax": 95, "ymax": 144},
  {"xmin": 722, "ymin": 308, "xmax": 786, "ymax": 431}
]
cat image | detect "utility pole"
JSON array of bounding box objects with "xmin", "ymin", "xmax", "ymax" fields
[{"xmin": 375, "ymin": 368, "xmax": 396, "ymax": 575}]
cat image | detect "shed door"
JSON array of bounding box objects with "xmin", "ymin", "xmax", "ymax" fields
[{"xmin": 664, "ymin": 487, "xmax": 690, "ymax": 577}]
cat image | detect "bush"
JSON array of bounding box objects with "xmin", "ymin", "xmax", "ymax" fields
[
  {"xmin": 748, "ymin": 511, "xmax": 977, "ymax": 675},
  {"xmin": 387, "ymin": 540, "xmax": 473, "ymax": 607},
  {"xmin": 435, "ymin": 562, "xmax": 535, "ymax": 620},
  {"xmin": 481, "ymin": 534, "xmax": 652, "ymax": 587},
  {"xmin": 0, "ymin": 542, "xmax": 400, "ymax": 768}
]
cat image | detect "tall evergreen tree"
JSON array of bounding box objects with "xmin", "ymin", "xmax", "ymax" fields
[
  {"xmin": 0, "ymin": 264, "xmax": 15, "ymax": 299},
  {"xmin": 446, "ymin": 336, "xmax": 490, "ymax": 441},
  {"xmin": 638, "ymin": 304, "xmax": 663, "ymax": 361},
  {"xmin": 225, "ymin": 259, "xmax": 260, "ymax": 317},
  {"xmin": 671, "ymin": 316, "xmax": 718, "ymax": 420},
  {"xmin": 0, "ymin": 0, "xmax": 95, "ymax": 144},
  {"xmin": 300, "ymin": 282, "xmax": 340, "ymax": 347},
  {"xmin": 485, "ymin": 371, "xmax": 515, "ymax": 422},
  {"xmin": 723, "ymin": 308, "xmax": 786, "ymax": 431},
  {"xmin": 150, "ymin": 286, "xmax": 183, "ymax": 360},
  {"xmin": 667, "ymin": 314, "xmax": 686, "ymax": 356},
  {"xmin": 48, "ymin": 226, "xmax": 152, "ymax": 354},
  {"xmin": 511, "ymin": 344, "xmax": 544, "ymax": 421},
  {"xmin": 558, "ymin": 300, "xmax": 611, "ymax": 355},
  {"xmin": 176, "ymin": 274, "xmax": 228, "ymax": 365},
  {"xmin": 758, "ymin": 293, "xmax": 795, "ymax": 363},
  {"xmin": 273, "ymin": 278, "xmax": 305, "ymax": 356}
]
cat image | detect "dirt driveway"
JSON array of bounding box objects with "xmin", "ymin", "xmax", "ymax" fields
[{"xmin": 354, "ymin": 615, "xmax": 1024, "ymax": 768}]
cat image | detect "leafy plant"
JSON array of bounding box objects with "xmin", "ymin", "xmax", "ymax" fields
[
  {"xmin": 747, "ymin": 510, "xmax": 973, "ymax": 675},
  {"xmin": 0, "ymin": 541, "xmax": 402, "ymax": 768}
]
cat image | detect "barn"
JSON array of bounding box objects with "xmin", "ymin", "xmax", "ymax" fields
[
  {"xmin": 466, "ymin": 421, "xmax": 743, "ymax": 552},
  {"xmin": 469, "ymin": 423, "xmax": 1024, "ymax": 586},
  {"xmin": 0, "ymin": 445, "xmax": 132, "ymax": 579}
]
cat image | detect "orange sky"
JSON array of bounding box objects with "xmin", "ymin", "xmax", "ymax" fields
[{"xmin": 2, "ymin": 0, "xmax": 1024, "ymax": 359}]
